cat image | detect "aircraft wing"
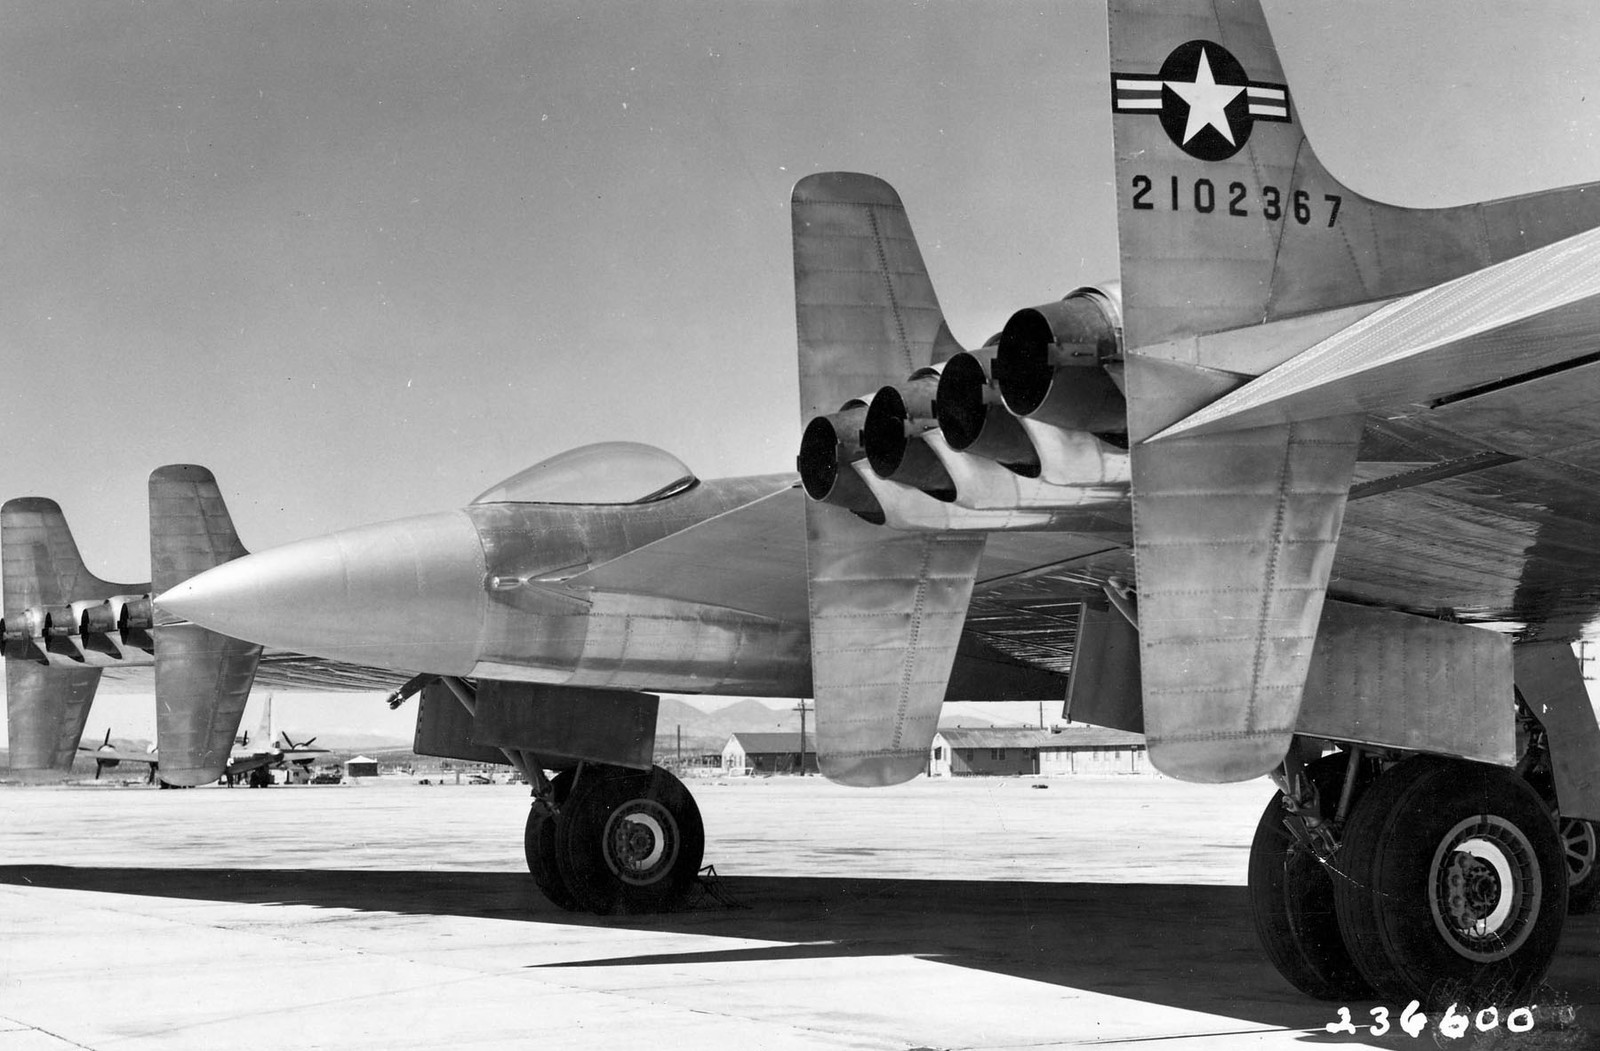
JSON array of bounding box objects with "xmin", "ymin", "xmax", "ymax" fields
[
  {"xmin": 1130, "ymin": 223, "xmax": 1600, "ymax": 636},
  {"xmin": 1154, "ymin": 224, "xmax": 1600, "ymax": 441},
  {"xmin": 84, "ymin": 747, "xmax": 160, "ymax": 767},
  {"xmin": 562, "ymin": 482, "xmax": 1128, "ymax": 651},
  {"xmin": 250, "ymin": 652, "xmax": 412, "ymax": 692},
  {"xmin": 560, "ymin": 484, "xmax": 811, "ymax": 622},
  {"xmin": 224, "ymin": 752, "xmax": 277, "ymax": 776}
]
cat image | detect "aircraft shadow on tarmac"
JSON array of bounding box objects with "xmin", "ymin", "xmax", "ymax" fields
[{"xmin": 3, "ymin": 864, "xmax": 1595, "ymax": 1046}]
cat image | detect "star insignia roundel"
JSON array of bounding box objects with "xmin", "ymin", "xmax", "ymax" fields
[{"xmin": 1112, "ymin": 40, "xmax": 1290, "ymax": 161}]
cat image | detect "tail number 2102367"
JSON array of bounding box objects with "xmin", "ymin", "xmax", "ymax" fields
[{"xmin": 1130, "ymin": 175, "xmax": 1341, "ymax": 227}]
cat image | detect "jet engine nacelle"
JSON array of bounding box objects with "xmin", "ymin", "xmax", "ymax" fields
[
  {"xmin": 798, "ymin": 400, "xmax": 885, "ymax": 521},
  {"xmin": 39, "ymin": 605, "xmax": 77, "ymax": 637},
  {"xmin": 118, "ymin": 596, "xmax": 154, "ymax": 633},
  {"xmin": 993, "ymin": 285, "xmax": 1125, "ymax": 434},
  {"xmin": 934, "ymin": 349, "xmax": 1043, "ymax": 474},
  {"xmin": 97, "ymin": 594, "xmax": 149, "ymax": 634},
  {"xmin": 75, "ymin": 598, "xmax": 116, "ymax": 637},
  {"xmin": 0, "ymin": 612, "xmax": 37, "ymax": 641},
  {"xmin": 860, "ymin": 368, "xmax": 957, "ymax": 501}
]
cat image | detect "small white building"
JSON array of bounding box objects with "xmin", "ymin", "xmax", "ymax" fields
[
  {"xmin": 344, "ymin": 755, "xmax": 379, "ymax": 778},
  {"xmin": 930, "ymin": 726, "xmax": 1148, "ymax": 777},
  {"xmin": 721, "ymin": 732, "xmax": 818, "ymax": 775}
]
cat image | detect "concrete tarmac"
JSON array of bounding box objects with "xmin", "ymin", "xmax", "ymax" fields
[{"xmin": 0, "ymin": 776, "xmax": 1594, "ymax": 1050}]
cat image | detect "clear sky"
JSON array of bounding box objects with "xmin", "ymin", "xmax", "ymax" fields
[{"xmin": 4, "ymin": 1, "xmax": 1600, "ymax": 739}]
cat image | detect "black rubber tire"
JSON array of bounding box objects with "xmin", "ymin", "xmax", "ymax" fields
[
  {"xmin": 525, "ymin": 770, "xmax": 580, "ymax": 911},
  {"xmin": 555, "ymin": 765, "xmax": 704, "ymax": 916},
  {"xmin": 1561, "ymin": 817, "xmax": 1600, "ymax": 915},
  {"xmin": 1334, "ymin": 757, "xmax": 1567, "ymax": 1006},
  {"xmin": 1247, "ymin": 753, "xmax": 1373, "ymax": 1001}
]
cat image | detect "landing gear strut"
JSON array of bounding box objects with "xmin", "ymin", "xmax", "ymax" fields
[
  {"xmin": 1247, "ymin": 752, "xmax": 1372, "ymax": 1001},
  {"xmin": 524, "ymin": 764, "xmax": 704, "ymax": 915}
]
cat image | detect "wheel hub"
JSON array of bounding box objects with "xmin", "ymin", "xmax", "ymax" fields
[
  {"xmin": 1429, "ymin": 817, "xmax": 1540, "ymax": 962},
  {"xmin": 602, "ymin": 798, "xmax": 678, "ymax": 886},
  {"xmin": 1561, "ymin": 817, "xmax": 1596, "ymax": 883}
]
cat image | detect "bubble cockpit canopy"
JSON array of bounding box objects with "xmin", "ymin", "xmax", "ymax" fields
[{"xmin": 472, "ymin": 442, "xmax": 698, "ymax": 505}]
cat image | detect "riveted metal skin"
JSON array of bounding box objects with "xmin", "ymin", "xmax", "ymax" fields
[
  {"xmin": 2, "ymin": 497, "xmax": 148, "ymax": 770},
  {"xmin": 805, "ymin": 501, "xmax": 985, "ymax": 786},
  {"xmin": 1129, "ymin": 414, "xmax": 1364, "ymax": 782},
  {"xmin": 794, "ymin": 171, "xmax": 986, "ymax": 787},
  {"xmin": 1296, "ymin": 601, "xmax": 1513, "ymax": 765},
  {"xmin": 153, "ymin": 623, "xmax": 263, "ymax": 786},
  {"xmin": 862, "ymin": 378, "xmax": 954, "ymax": 499},
  {"xmin": 160, "ymin": 476, "xmax": 813, "ymax": 697},
  {"xmin": 1158, "ymin": 226, "xmax": 1600, "ymax": 442},
  {"xmin": 934, "ymin": 351, "xmax": 1040, "ymax": 472},
  {"xmin": 148, "ymin": 465, "xmax": 263, "ymax": 785},
  {"xmin": 798, "ymin": 404, "xmax": 883, "ymax": 518},
  {"xmin": 993, "ymin": 290, "xmax": 1125, "ymax": 432},
  {"xmin": 1108, "ymin": 0, "xmax": 1600, "ymax": 355}
]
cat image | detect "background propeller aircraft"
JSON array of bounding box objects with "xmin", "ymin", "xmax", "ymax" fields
[
  {"xmin": 7, "ymin": 0, "xmax": 1600, "ymax": 1011},
  {"xmin": 77, "ymin": 695, "xmax": 327, "ymax": 785}
]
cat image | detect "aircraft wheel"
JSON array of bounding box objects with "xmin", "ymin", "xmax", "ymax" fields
[
  {"xmin": 1561, "ymin": 817, "xmax": 1600, "ymax": 914},
  {"xmin": 525, "ymin": 769, "xmax": 579, "ymax": 911},
  {"xmin": 1334, "ymin": 757, "xmax": 1566, "ymax": 1005},
  {"xmin": 1247, "ymin": 753, "xmax": 1373, "ymax": 1000},
  {"xmin": 555, "ymin": 765, "xmax": 704, "ymax": 915}
]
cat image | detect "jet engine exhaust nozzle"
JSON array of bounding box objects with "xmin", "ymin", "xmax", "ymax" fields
[
  {"xmin": 861, "ymin": 380, "xmax": 956, "ymax": 502},
  {"xmin": 994, "ymin": 287, "xmax": 1126, "ymax": 434},
  {"xmin": 798, "ymin": 404, "xmax": 884, "ymax": 521},
  {"xmin": 934, "ymin": 351, "xmax": 1041, "ymax": 475}
]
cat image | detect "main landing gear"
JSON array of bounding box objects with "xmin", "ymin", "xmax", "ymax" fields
[
  {"xmin": 524, "ymin": 763, "xmax": 705, "ymax": 915},
  {"xmin": 1250, "ymin": 748, "xmax": 1570, "ymax": 1005}
]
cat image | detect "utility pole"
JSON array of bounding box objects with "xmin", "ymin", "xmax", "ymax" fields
[{"xmin": 793, "ymin": 700, "xmax": 812, "ymax": 775}]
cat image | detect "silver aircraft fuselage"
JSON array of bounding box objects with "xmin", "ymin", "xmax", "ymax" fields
[{"xmin": 159, "ymin": 474, "xmax": 811, "ymax": 697}]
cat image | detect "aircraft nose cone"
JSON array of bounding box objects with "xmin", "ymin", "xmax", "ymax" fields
[{"xmin": 157, "ymin": 510, "xmax": 488, "ymax": 674}]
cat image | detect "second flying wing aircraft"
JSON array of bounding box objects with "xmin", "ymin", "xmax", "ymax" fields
[{"xmin": 100, "ymin": 0, "xmax": 1600, "ymax": 1008}]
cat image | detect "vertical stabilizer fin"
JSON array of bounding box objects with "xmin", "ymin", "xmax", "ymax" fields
[
  {"xmin": 805, "ymin": 505, "xmax": 984, "ymax": 785},
  {"xmin": 794, "ymin": 171, "xmax": 965, "ymax": 400},
  {"xmin": 258, "ymin": 693, "xmax": 277, "ymax": 748},
  {"xmin": 2, "ymin": 497, "xmax": 146, "ymax": 771},
  {"xmin": 154, "ymin": 624, "xmax": 262, "ymax": 785},
  {"xmin": 1, "ymin": 497, "xmax": 147, "ymax": 605},
  {"xmin": 149, "ymin": 465, "xmax": 248, "ymax": 593},
  {"xmin": 148, "ymin": 465, "xmax": 261, "ymax": 785},
  {"xmin": 1102, "ymin": 0, "xmax": 1599, "ymax": 781},
  {"xmin": 1108, "ymin": 0, "xmax": 1600, "ymax": 352},
  {"xmin": 5, "ymin": 663, "xmax": 101, "ymax": 772},
  {"xmin": 794, "ymin": 172, "xmax": 982, "ymax": 786},
  {"xmin": 1130, "ymin": 413, "xmax": 1362, "ymax": 781}
]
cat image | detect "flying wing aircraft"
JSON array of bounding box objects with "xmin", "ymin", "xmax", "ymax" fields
[{"xmin": 40, "ymin": 0, "xmax": 1600, "ymax": 1008}]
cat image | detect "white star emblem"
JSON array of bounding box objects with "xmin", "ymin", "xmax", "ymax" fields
[{"xmin": 1166, "ymin": 47, "xmax": 1244, "ymax": 145}]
